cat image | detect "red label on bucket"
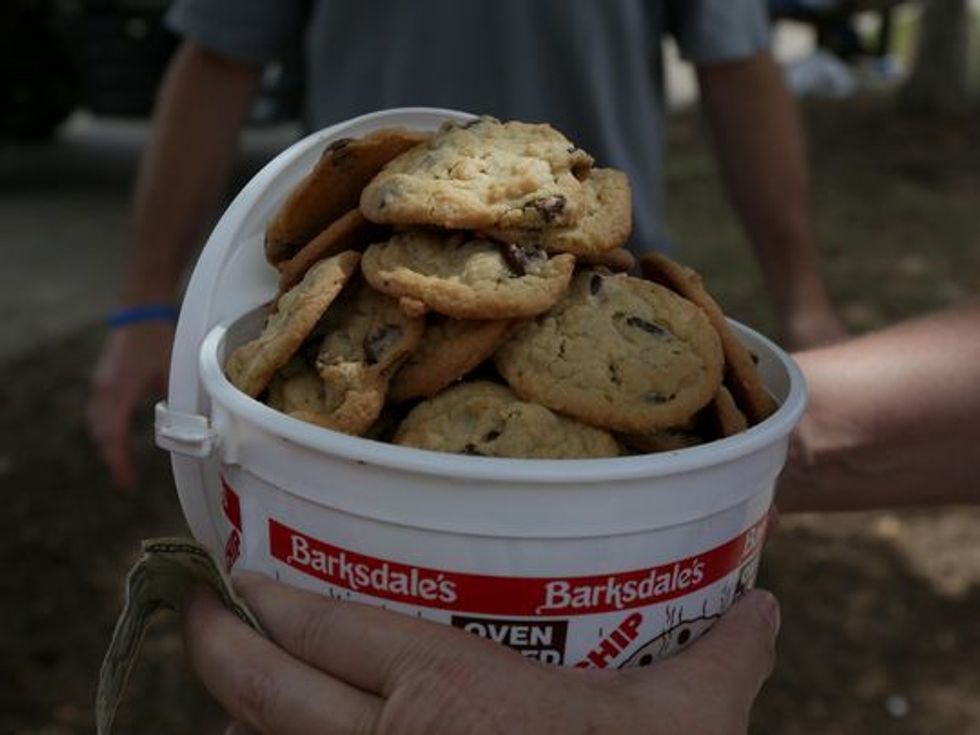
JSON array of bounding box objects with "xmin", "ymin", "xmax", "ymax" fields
[
  {"xmin": 221, "ymin": 476, "xmax": 242, "ymax": 531},
  {"xmin": 220, "ymin": 476, "xmax": 243, "ymax": 570},
  {"xmin": 268, "ymin": 517, "xmax": 766, "ymax": 617}
]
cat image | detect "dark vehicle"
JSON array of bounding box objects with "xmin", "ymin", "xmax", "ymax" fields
[{"xmin": 0, "ymin": 0, "xmax": 300, "ymax": 139}]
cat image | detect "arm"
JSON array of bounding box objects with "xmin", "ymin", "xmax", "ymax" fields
[
  {"xmin": 184, "ymin": 573, "xmax": 779, "ymax": 734},
  {"xmin": 779, "ymin": 302, "xmax": 980, "ymax": 513},
  {"xmin": 87, "ymin": 41, "xmax": 261, "ymax": 490},
  {"xmin": 122, "ymin": 41, "xmax": 262, "ymax": 305},
  {"xmin": 696, "ymin": 52, "xmax": 843, "ymax": 349}
]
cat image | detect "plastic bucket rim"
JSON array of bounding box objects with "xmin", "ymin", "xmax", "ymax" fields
[{"xmin": 198, "ymin": 311, "xmax": 807, "ymax": 485}]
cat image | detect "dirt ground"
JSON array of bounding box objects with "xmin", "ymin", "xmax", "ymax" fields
[{"xmin": 2, "ymin": 95, "xmax": 978, "ymax": 734}]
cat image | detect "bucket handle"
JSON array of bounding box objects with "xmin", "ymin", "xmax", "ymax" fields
[{"xmin": 155, "ymin": 401, "xmax": 219, "ymax": 458}]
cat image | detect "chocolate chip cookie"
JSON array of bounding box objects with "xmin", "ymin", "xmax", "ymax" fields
[
  {"xmin": 495, "ymin": 270, "xmax": 724, "ymax": 433},
  {"xmin": 224, "ymin": 251, "xmax": 360, "ymax": 397},
  {"xmin": 360, "ymin": 117, "xmax": 593, "ymax": 230},
  {"xmin": 705, "ymin": 385, "xmax": 749, "ymax": 438},
  {"xmin": 277, "ymin": 209, "xmax": 382, "ymax": 294},
  {"xmin": 619, "ymin": 423, "xmax": 704, "ymax": 454},
  {"xmin": 361, "ymin": 230, "xmax": 575, "ymax": 319},
  {"xmin": 483, "ymin": 168, "xmax": 632, "ymax": 256},
  {"xmin": 388, "ymin": 316, "xmax": 515, "ymax": 402},
  {"xmin": 393, "ymin": 381, "xmax": 620, "ymax": 459},
  {"xmin": 640, "ymin": 252, "xmax": 778, "ymax": 424},
  {"xmin": 265, "ymin": 128, "xmax": 428, "ymax": 266},
  {"xmin": 575, "ymin": 247, "xmax": 636, "ymax": 272},
  {"xmin": 619, "ymin": 384, "xmax": 748, "ymax": 453},
  {"xmin": 312, "ymin": 280, "xmax": 425, "ymax": 434}
]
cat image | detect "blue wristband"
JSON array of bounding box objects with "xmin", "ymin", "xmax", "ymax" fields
[{"xmin": 106, "ymin": 304, "xmax": 179, "ymax": 328}]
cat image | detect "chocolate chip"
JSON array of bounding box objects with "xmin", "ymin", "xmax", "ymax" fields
[
  {"xmin": 590, "ymin": 274, "xmax": 603, "ymax": 295},
  {"xmin": 571, "ymin": 155, "xmax": 592, "ymax": 180},
  {"xmin": 500, "ymin": 242, "xmax": 545, "ymax": 277},
  {"xmin": 626, "ymin": 316, "xmax": 667, "ymax": 337},
  {"xmin": 608, "ymin": 363, "xmax": 621, "ymax": 386},
  {"xmin": 482, "ymin": 430, "xmax": 501, "ymax": 442},
  {"xmin": 364, "ymin": 324, "xmax": 403, "ymax": 364},
  {"xmin": 461, "ymin": 443, "xmax": 486, "ymax": 456},
  {"xmin": 529, "ymin": 195, "xmax": 566, "ymax": 223}
]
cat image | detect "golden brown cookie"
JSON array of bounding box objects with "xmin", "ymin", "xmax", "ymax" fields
[
  {"xmin": 361, "ymin": 230, "xmax": 575, "ymax": 319},
  {"xmin": 360, "ymin": 117, "xmax": 593, "ymax": 230},
  {"xmin": 495, "ymin": 270, "xmax": 724, "ymax": 433},
  {"xmin": 388, "ymin": 316, "xmax": 515, "ymax": 402},
  {"xmin": 312, "ymin": 281, "xmax": 425, "ymax": 434},
  {"xmin": 393, "ymin": 381, "xmax": 620, "ymax": 459},
  {"xmin": 639, "ymin": 252, "xmax": 778, "ymax": 424},
  {"xmin": 705, "ymin": 385, "xmax": 749, "ymax": 438},
  {"xmin": 575, "ymin": 247, "xmax": 636, "ymax": 272},
  {"xmin": 619, "ymin": 423, "xmax": 704, "ymax": 454},
  {"xmin": 483, "ymin": 168, "xmax": 632, "ymax": 256},
  {"xmin": 224, "ymin": 251, "xmax": 360, "ymax": 397},
  {"xmin": 267, "ymin": 359, "xmax": 328, "ymax": 414},
  {"xmin": 265, "ymin": 128, "xmax": 428, "ymax": 266},
  {"xmin": 619, "ymin": 385, "xmax": 747, "ymax": 453},
  {"xmin": 277, "ymin": 209, "xmax": 382, "ymax": 293},
  {"xmin": 265, "ymin": 355, "xmax": 387, "ymax": 436}
]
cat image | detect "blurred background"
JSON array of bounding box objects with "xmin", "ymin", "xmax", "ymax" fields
[{"xmin": 1, "ymin": 1, "xmax": 978, "ymax": 733}]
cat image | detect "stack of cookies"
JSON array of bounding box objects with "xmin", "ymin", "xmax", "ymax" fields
[{"xmin": 225, "ymin": 117, "xmax": 777, "ymax": 459}]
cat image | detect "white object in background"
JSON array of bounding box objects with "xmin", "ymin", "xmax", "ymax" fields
[{"xmin": 784, "ymin": 49, "xmax": 859, "ymax": 98}]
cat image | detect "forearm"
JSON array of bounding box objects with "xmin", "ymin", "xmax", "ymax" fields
[
  {"xmin": 696, "ymin": 54, "xmax": 832, "ymax": 329},
  {"xmin": 121, "ymin": 41, "xmax": 261, "ymax": 305},
  {"xmin": 779, "ymin": 302, "xmax": 980, "ymax": 512}
]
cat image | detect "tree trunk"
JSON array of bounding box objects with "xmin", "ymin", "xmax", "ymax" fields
[{"xmin": 900, "ymin": 0, "xmax": 970, "ymax": 115}]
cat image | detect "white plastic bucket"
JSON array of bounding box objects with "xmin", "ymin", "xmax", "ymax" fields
[{"xmin": 157, "ymin": 108, "xmax": 807, "ymax": 669}]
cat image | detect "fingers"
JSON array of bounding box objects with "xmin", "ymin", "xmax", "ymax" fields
[
  {"xmin": 232, "ymin": 572, "xmax": 506, "ymax": 696},
  {"xmin": 87, "ymin": 369, "xmax": 139, "ymax": 491},
  {"xmin": 184, "ymin": 585, "xmax": 382, "ymax": 735},
  {"xmin": 86, "ymin": 325, "xmax": 173, "ymax": 491}
]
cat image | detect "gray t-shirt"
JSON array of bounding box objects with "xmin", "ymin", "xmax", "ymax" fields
[{"xmin": 167, "ymin": 0, "xmax": 768, "ymax": 252}]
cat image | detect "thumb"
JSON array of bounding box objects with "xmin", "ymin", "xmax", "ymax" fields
[{"xmin": 663, "ymin": 590, "xmax": 780, "ymax": 710}]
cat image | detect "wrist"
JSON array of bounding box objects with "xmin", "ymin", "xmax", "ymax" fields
[
  {"xmin": 778, "ymin": 412, "xmax": 850, "ymax": 513},
  {"xmin": 792, "ymin": 351, "xmax": 865, "ymax": 462},
  {"xmin": 107, "ymin": 304, "xmax": 179, "ymax": 329}
]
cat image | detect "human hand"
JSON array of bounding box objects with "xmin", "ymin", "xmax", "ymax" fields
[
  {"xmin": 86, "ymin": 322, "xmax": 174, "ymax": 490},
  {"xmin": 184, "ymin": 573, "xmax": 780, "ymax": 735}
]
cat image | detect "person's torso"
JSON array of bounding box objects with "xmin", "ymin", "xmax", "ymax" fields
[{"xmin": 303, "ymin": 0, "xmax": 670, "ymax": 251}]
